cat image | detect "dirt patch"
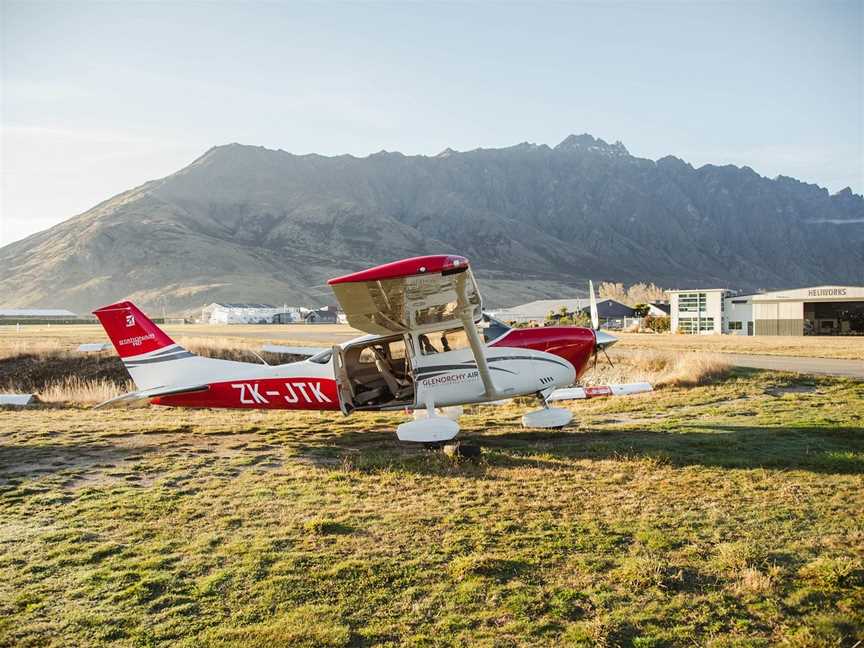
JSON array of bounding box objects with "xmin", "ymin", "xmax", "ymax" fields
[
  {"xmin": 764, "ymin": 384, "xmax": 818, "ymax": 396},
  {"xmin": 0, "ymin": 430, "xmax": 276, "ymax": 489},
  {"xmin": 0, "ymin": 441, "xmax": 148, "ymax": 485}
]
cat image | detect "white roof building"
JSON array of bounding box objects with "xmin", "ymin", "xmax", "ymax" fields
[
  {"xmin": 0, "ymin": 308, "xmax": 78, "ymax": 319},
  {"xmin": 202, "ymin": 303, "xmax": 282, "ymax": 325},
  {"xmin": 492, "ymin": 299, "xmax": 591, "ymax": 324}
]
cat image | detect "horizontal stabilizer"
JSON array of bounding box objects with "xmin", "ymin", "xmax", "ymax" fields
[
  {"xmin": 94, "ymin": 383, "xmax": 210, "ymax": 409},
  {"xmin": 547, "ymin": 382, "xmax": 653, "ymax": 402},
  {"xmin": 77, "ymin": 343, "xmax": 110, "ymax": 352},
  {"xmin": 0, "ymin": 394, "xmax": 35, "ymax": 406},
  {"xmin": 261, "ymin": 344, "xmax": 328, "ymax": 356}
]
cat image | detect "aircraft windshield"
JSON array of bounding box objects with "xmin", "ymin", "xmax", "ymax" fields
[{"xmin": 308, "ymin": 349, "xmax": 333, "ymax": 364}]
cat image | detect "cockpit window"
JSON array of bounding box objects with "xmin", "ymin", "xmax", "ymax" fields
[
  {"xmin": 418, "ymin": 315, "xmax": 511, "ymax": 355},
  {"xmin": 481, "ymin": 314, "xmax": 511, "ymax": 342},
  {"xmin": 308, "ymin": 349, "xmax": 332, "ymax": 364}
]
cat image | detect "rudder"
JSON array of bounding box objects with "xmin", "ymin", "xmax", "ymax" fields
[
  {"xmin": 92, "ymin": 301, "xmax": 176, "ymax": 358},
  {"xmin": 92, "ymin": 301, "xmax": 196, "ymax": 390}
]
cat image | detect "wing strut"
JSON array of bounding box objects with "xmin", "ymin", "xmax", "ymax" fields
[{"xmin": 455, "ymin": 272, "xmax": 500, "ymax": 399}]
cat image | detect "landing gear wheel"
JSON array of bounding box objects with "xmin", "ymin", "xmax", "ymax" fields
[
  {"xmin": 443, "ymin": 441, "xmax": 481, "ymax": 460},
  {"xmin": 521, "ymin": 407, "xmax": 573, "ymax": 429}
]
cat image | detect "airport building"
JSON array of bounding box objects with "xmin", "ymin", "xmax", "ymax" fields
[
  {"xmin": 668, "ymin": 285, "xmax": 864, "ymax": 336},
  {"xmin": 0, "ymin": 308, "xmax": 81, "ymax": 324},
  {"xmin": 202, "ymin": 303, "xmax": 284, "ymax": 325},
  {"xmin": 493, "ymin": 298, "xmax": 640, "ymax": 328},
  {"xmin": 667, "ymin": 289, "xmax": 727, "ymax": 335}
]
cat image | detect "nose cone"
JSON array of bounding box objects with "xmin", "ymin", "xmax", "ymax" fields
[{"xmin": 595, "ymin": 329, "xmax": 618, "ymax": 350}]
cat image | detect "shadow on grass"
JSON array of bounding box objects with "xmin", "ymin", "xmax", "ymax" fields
[
  {"xmin": 474, "ymin": 423, "xmax": 864, "ymax": 475},
  {"xmin": 0, "ymin": 442, "xmax": 152, "ymax": 484},
  {"xmin": 290, "ymin": 422, "xmax": 864, "ymax": 476}
]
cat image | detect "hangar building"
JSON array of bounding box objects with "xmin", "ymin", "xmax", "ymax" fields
[
  {"xmin": 750, "ymin": 286, "xmax": 864, "ymax": 336},
  {"xmin": 668, "ymin": 286, "xmax": 864, "ymax": 336}
]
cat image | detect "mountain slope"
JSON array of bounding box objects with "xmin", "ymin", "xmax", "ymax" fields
[{"xmin": 1, "ymin": 134, "xmax": 862, "ymax": 314}]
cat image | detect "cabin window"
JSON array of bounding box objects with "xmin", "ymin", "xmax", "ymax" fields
[
  {"xmin": 419, "ymin": 327, "xmax": 473, "ymax": 355},
  {"xmin": 388, "ymin": 339, "xmax": 407, "ymax": 360}
]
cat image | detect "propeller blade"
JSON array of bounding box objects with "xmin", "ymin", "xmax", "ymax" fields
[{"xmin": 588, "ymin": 280, "xmax": 599, "ymax": 330}]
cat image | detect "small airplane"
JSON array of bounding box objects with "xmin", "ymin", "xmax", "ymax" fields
[{"xmin": 92, "ymin": 255, "xmax": 651, "ymax": 443}]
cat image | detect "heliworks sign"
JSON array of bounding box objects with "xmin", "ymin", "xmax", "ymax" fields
[
  {"xmin": 807, "ymin": 287, "xmax": 847, "ymax": 297},
  {"xmin": 753, "ymin": 285, "xmax": 864, "ymax": 302}
]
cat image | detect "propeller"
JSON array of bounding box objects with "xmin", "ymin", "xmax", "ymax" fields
[{"xmin": 588, "ymin": 280, "xmax": 616, "ymax": 371}]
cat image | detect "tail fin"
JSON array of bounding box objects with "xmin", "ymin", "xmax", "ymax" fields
[
  {"xmin": 92, "ymin": 301, "xmax": 176, "ymax": 358},
  {"xmin": 93, "ymin": 301, "xmax": 195, "ymax": 389}
]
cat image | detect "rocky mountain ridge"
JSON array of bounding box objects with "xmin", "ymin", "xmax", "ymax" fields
[{"xmin": 1, "ymin": 134, "xmax": 861, "ymax": 314}]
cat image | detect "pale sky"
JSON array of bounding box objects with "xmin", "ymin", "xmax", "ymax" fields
[{"xmin": 1, "ymin": 0, "xmax": 862, "ymax": 246}]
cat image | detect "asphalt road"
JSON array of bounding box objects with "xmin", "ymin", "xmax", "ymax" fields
[{"xmin": 723, "ymin": 353, "xmax": 864, "ymax": 379}]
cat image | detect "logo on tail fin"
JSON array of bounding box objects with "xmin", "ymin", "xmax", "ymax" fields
[{"xmin": 125, "ymin": 314, "xmax": 135, "ymax": 327}]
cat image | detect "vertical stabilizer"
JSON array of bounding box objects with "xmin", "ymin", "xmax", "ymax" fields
[
  {"xmin": 92, "ymin": 301, "xmax": 177, "ymax": 358},
  {"xmin": 92, "ymin": 301, "xmax": 195, "ymax": 389}
]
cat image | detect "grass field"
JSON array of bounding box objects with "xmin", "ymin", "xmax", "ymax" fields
[
  {"xmin": 614, "ymin": 332, "xmax": 864, "ymax": 361},
  {"xmin": 1, "ymin": 366, "xmax": 862, "ymax": 646}
]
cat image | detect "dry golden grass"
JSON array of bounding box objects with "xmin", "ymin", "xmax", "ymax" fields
[
  {"xmin": 652, "ymin": 352, "xmax": 731, "ymax": 388},
  {"xmin": 37, "ymin": 376, "xmax": 135, "ymax": 404},
  {"xmin": 0, "ymin": 337, "xmax": 65, "ymax": 360},
  {"xmin": 616, "ymin": 331, "xmax": 864, "ymax": 360},
  {"xmin": 582, "ymin": 350, "xmax": 730, "ymax": 389}
]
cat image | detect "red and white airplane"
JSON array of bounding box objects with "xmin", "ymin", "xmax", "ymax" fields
[{"xmin": 93, "ymin": 255, "xmax": 650, "ymax": 443}]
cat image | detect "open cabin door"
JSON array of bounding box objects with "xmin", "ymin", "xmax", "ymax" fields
[
  {"xmin": 327, "ymin": 255, "xmax": 488, "ymax": 442},
  {"xmin": 331, "ymin": 345, "xmax": 354, "ymax": 414},
  {"xmin": 328, "ymin": 255, "xmax": 502, "ymax": 402},
  {"xmin": 328, "ymin": 255, "xmax": 482, "ymax": 336}
]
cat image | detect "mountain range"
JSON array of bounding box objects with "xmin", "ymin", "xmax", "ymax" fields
[{"xmin": 1, "ymin": 134, "xmax": 862, "ymax": 314}]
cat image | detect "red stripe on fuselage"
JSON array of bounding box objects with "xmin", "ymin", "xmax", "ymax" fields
[
  {"xmin": 151, "ymin": 377, "xmax": 340, "ymax": 410},
  {"xmin": 491, "ymin": 327, "xmax": 596, "ymax": 379}
]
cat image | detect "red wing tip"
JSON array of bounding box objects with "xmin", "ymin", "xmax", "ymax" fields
[{"xmin": 328, "ymin": 255, "xmax": 469, "ymax": 285}]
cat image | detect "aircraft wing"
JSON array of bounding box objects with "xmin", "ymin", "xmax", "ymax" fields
[
  {"xmin": 94, "ymin": 383, "xmax": 210, "ymax": 409},
  {"xmin": 77, "ymin": 343, "xmax": 110, "ymax": 352},
  {"xmin": 328, "ymin": 255, "xmax": 482, "ymax": 336},
  {"xmin": 261, "ymin": 344, "xmax": 328, "ymax": 356},
  {"xmin": 546, "ymin": 382, "xmax": 653, "ymax": 401}
]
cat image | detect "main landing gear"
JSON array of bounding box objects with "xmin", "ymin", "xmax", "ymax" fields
[
  {"xmin": 521, "ymin": 392, "xmax": 573, "ymax": 429},
  {"xmin": 396, "ymin": 397, "xmax": 460, "ymax": 443}
]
